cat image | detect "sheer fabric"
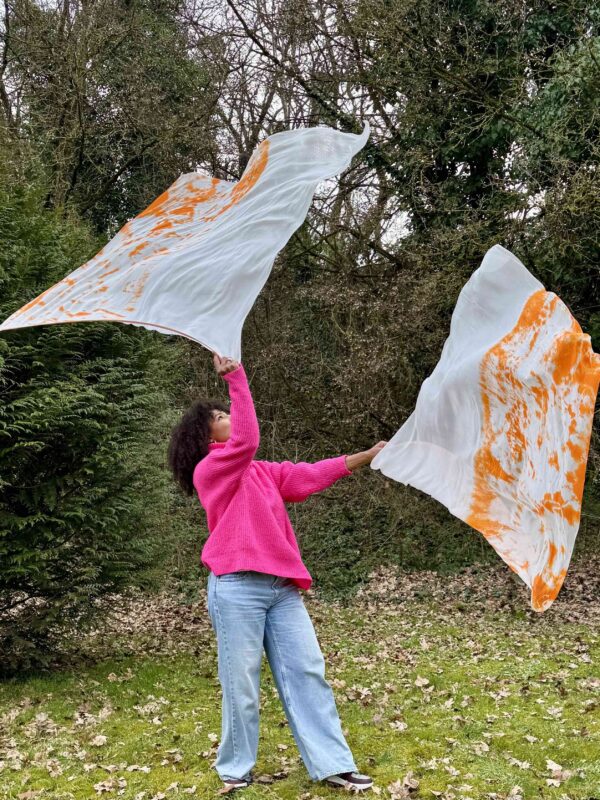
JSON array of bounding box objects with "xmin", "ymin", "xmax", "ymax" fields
[
  {"xmin": 372, "ymin": 245, "xmax": 600, "ymax": 611},
  {"xmin": 0, "ymin": 123, "xmax": 370, "ymax": 360}
]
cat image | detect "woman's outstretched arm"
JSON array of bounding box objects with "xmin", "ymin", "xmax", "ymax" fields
[{"xmin": 266, "ymin": 442, "xmax": 387, "ymax": 503}]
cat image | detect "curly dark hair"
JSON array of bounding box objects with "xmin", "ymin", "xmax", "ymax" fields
[{"xmin": 167, "ymin": 397, "xmax": 230, "ymax": 497}]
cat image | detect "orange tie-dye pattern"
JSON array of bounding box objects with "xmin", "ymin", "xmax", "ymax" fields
[
  {"xmin": 467, "ymin": 290, "xmax": 600, "ymax": 611},
  {"xmin": 1, "ymin": 142, "xmax": 270, "ymax": 329}
]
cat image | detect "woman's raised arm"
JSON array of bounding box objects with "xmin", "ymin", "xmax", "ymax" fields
[{"xmin": 195, "ymin": 356, "xmax": 260, "ymax": 491}]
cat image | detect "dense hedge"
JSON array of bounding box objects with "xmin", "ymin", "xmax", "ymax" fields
[{"xmin": 0, "ymin": 174, "xmax": 189, "ymax": 675}]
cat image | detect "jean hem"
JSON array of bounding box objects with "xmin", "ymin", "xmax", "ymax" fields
[
  {"xmin": 217, "ymin": 768, "xmax": 253, "ymax": 781},
  {"xmin": 312, "ymin": 764, "xmax": 358, "ymax": 782}
]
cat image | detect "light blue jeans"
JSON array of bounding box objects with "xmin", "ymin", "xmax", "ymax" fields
[{"xmin": 206, "ymin": 570, "xmax": 358, "ymax": 782}]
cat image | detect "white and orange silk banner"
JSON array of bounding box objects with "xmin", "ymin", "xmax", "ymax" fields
[
  {"xmin": 0, "ymin": 123, "xmax": 370, "ymax": 360},
  {"xmin": 371, "ymin": 245, "xmax": 600, "ymax": 612},
  {"xmin": 2, "ymin": 123, "xmax": 598, "ymax": 612}
]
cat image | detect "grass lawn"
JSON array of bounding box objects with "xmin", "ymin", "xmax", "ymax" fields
[{"xmin": 1, "ymin": 559, "xmax": 599, "ymax": 799}]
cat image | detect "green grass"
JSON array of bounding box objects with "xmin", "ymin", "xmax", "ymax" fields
[{"xmin": 1, "ymin": 572, "xmax": 599, "ymax": 799}]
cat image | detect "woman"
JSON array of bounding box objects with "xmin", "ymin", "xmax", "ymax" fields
[{"xmin": 168, "ymin": 353, "xmax": 385, "ymax": 792}]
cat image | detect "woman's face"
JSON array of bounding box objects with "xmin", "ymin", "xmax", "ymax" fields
[{"xmin": 209, "ymin": 409, "xmax": 231, "ymax": 443}]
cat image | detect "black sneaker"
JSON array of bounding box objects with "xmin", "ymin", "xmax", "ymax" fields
[
  {"xmin": 323, "ymin": 770, "xmax": 373, "ymax": 791},
  {"xmin": 221, "ymin": 772, "xmax": 253, "ymax": 790}
]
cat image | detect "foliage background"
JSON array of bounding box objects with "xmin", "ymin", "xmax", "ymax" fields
[{"xmin": 0, "ymin": 0, "xmax": 598, "ymax": 670}]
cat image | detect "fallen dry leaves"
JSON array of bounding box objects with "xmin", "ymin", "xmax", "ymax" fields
[{"xmin": 1, "ymin": 554, "xmax": 599, "ymax": 798}]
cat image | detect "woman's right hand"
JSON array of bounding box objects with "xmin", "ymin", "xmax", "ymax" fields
[{"xmin": 213, "ymin": 353, "xmax": 241, "ymax": 377}]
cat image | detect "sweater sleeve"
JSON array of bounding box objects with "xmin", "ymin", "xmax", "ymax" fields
[
  {"xmin": 196, "ymin": 364, "xmax": 260, "ymax": 491},
  {"xmin": 266, "ymin": 455, "xmax": 352, "ymax": 503}
]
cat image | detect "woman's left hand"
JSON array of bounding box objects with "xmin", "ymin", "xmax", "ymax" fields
[
  {"xmin": 363, "ymin": 441, "xmax": 387, "ymax": 463},
  {"xmin": 345, "ymin": 441, "xmax": 387, "ymax": 471}
]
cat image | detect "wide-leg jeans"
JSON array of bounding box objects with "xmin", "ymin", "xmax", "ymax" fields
[{"xmin": 206, "ymin": 569, "xmax": 358, "ymax": 782}]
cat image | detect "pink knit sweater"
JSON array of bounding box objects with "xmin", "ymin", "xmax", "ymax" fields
[{"xmin": 193, "ymin": 363, "xmax": 352, "ymax": 590}]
